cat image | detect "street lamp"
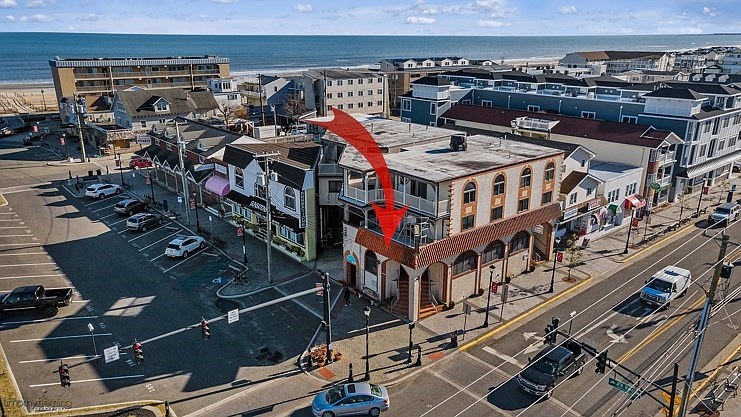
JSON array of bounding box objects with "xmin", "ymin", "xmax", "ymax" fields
[
  {"xmin": 192, "ymin": 191, "xmax": 201, "ymax": 232},
  {"xmin": 549, "ymin": 237, "xmax": 562, "ymax": 293},
  {"xmin": 623, "ymin": 207, "xmax": 635, "ymax": 255},
  {"xmin": 483, "ymin": 265, "xmax": 496, "ymax": 327},
  {"xmin": 364, "ymin": 306, "xmax": 371, "ymax": 381},
  {"xmin": 568, "ymin": 310, "xmax": 577, "ymax": 335},
  {"xmin": 406, "ymin": 322, "xmax": 415, "ymax": 364},
  {"xmin": 40, "ymin": 89, "xmax": 47, "ymax": 111},
  {"xmin": 148, "ymin": 165, "xmax": 156, "ymax": 204}
]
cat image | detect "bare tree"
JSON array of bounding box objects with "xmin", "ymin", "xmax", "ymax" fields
[
  {"xmin": 218, "ymin": 101, "xmax": 245, "ymax": 127},
  {"xmin": 281, "ymin": 93, "xmax": 307, "ymax": 131}
]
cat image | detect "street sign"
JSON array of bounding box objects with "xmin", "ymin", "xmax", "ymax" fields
[
  {"xmin": 177, "ymin": 196, "xmax": 183, "ymax": 203},
  {"xmin": 136, "ymin": 135, "xmax": 152, "ymax": 145},
  {"xmin": 650, "ymin": 182, "xmax": 662, "ymax": 191},
  {"xmin": 103, "ymin": 345, "xmax": 119, "ymax": 363},
  {"xmin": 556, "ymin": 252, "xmax": 564, "ymax": 262},
  {"xmin": 227, "ymin": 308, "xmax": 239, "ymax": 324},
  {"xmin": 608, "ymin": 377, "xmax": 643, "ymax": 398},
  {"xmin": 463, "ymin": 302, "xmax": 472, "ymax": 315},
  {"xmin": 703, "ymin": 186, "xmax": 709, "ymax": 195},
  {"xmin": 491, "ymin": 281, "xmax": 499, "ymax": 294},
  {"xmin": 236, "ymin": 226, "xmax": 243, "ymax": 237}
]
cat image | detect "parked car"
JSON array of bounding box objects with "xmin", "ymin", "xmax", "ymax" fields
[
  {"xmin": 517, "ymin": 339, "xmax": 586, "ymax": 399},
  {"xmin": 114, "ymin": 198, "xmax": 148, "ymax": 216},
  {"xmin": 165, "ymin": 235, "xmax": 206, "ymax": 258},
  {"xmin": 639, "ymin": 265, "xmax": 691, "ymax": 308},
  {"xmin": 126, "ymin": 213, "xmax": 163, "ymax": 232},
  {"xmin": 708, "ymin": 202, "xmax": 740, "ymax": 227},
  {"xmin": 0, "ymin": 285, "xmax": 74, "ymax": 319},
  {"xmin": 85, "ymin": 183, "xmax": 122, "ymax": 199},
  {"xmin": 129, "ymin": 156, "xmax": 153, "ymax": 169},
  {"xmin": 312, "ymin": 382, "xmax": 390, "ymax": 417}
]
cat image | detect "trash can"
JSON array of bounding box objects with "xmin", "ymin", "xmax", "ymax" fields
[
  {"xmin": 96, "ymin": 169, "xmax": 102, "ymax": 176},
  {"xmin": 87, "ymin": 170, "xmax": 93, "ymax": 177}
]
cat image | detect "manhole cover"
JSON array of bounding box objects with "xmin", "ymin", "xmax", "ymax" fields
[{"xmin": 214, "ymin": 299, "xmax": 240, "ymax": 313}]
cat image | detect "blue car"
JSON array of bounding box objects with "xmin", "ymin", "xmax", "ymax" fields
[{"xmin": 311, "ymin": 382, "xmax": 390, "ymax": 417}]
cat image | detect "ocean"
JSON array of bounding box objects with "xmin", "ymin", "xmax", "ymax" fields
[{"xmin": 1, "ymin": 32, "xmax": 741, "ymax": 85}]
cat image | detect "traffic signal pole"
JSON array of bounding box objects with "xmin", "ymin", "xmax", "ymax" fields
[{"xmin": 678, "ymin": 233, "xmax": 729, "ymax": 417}]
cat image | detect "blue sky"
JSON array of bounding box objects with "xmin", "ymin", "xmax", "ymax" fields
[{"xmin": 0, "ymin": 0, "xmax": 739, "ymax": 36}]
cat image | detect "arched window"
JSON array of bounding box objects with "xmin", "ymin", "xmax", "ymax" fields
[
  {"xmin": 234, "ymin": 167, "xmax": 244, "ymax": 188},
  {"xmin": 463, "ymin": 181, "xmax": 477, "ymax": 204},
  {"xmin": 492, "ymin": 174, "xmax": 505, "ymax": 196},
  {"xmin": 482, "ymin": 241, "xmax": 505, "ymax": 263},
  {"xmin": 544, "ymin": 163, "xmax": 555, "ymax": 182},
  {"xmin": 510, "ymin": 231, "xmax": 530, "ymax": 252},
  {"xmin": 364, "ymin": 250, "xmax": 378, "ymax": 275},
  {"xmin": 452, "ymin": 251, "xmax": 477, "ymax": 275},
  {"xmin": 254, "ymin": 181, "xmax": 266, "ymax": 199},
  {"xmin": 284, "ymin": 187, "xmax": 296, "ymax": 210},
  {"xmin": 520, "ymin": 168, "xmax": 532, "ymax": 188}
]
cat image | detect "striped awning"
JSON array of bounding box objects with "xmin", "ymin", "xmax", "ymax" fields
[{"xmin": 624, "ymin": 194, "xmax": 646, "ymax": 209}]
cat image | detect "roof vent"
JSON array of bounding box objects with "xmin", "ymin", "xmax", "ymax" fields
[{"xmin": 449, "ymin": 134, "xmax": 467, "ymax": 151}]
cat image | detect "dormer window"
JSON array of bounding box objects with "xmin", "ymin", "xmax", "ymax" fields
[{"xmin": 155, "ymin": 100, "xmax": 169, "ymax": 112}]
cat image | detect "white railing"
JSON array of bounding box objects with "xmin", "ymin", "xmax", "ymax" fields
[
  {"xmin": 342, "ymin": 187, "xmax": 384, "ymax": 203},
  {"xmin": 318, "ymin": 162, "xmax": 342, "ymax": 175},
  {"xmin": 394, "ymin": 190, "xmax": 435, "ymax": 215}
]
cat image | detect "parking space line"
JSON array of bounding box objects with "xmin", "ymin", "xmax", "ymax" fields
[
  {"xmin": 0, "ymin": 219, "xmax": 21, "ymax": 222},
  {"xmin": 99, "ymin": 213, "xmax": 117, "ymax": 220},
  {"xmin": 0, "ymin": 252, "xmax": 47, "ymax": 256},
  {"xmin": 0, "ymin": 243, "xmax": 42, "ymax": 248},
  {"xmin": 20, "ymin": 355, "xmax": 96, "ymax": 363},
  {"xmin": 92, "ymin": 205, "xmax": 116, "ymax": 214},
  {"xmin": 139, "ymin": 231, "xmax": 180, "ymax": 251},
  {"xmin": 107, "ymin": 218, "xmax": 128, "ymax": 226},
  {"xmin": 0, "ymin": 262, "xmax": 55, "ymax": 267},
  {"xmin": 84, "ymin": 199, "xmax": 114, "ymax": 207},
  {"xmin": 0, "ymin": 235, "xmax": 35, "ymax": 238},
  {"xmin": 0, "ymin": 273, "xmax": 62, "ymax": 281},
  {"xmin": 2, "ymin": 315, "xmax": 98, "ymax": 325},
  {"xmin": 0, "ymin": 226, "xmax": 27, "ymax": 229},
  {"xmin": 162, "ymin": 252, "xmax": 202, "ymax": 273},
  {"xmin": 11, "ymin": 333, "xmax": 112, "ymax": 343},
  {"xmin": 30, "ymin": 374, "xmax": 144, "ymax": 387},
  {"xmin": 128, "ymin": 226, "xmax": 169, "ymax": 242}
]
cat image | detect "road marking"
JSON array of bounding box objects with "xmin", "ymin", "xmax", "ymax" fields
[
  {"xmin": 11, "ymin": 333, "xmax": 113, "ymax": 343},
  {"xmin": 346, "ymin": 319, "xmax": 402, "ymax": 334},
  {"xmin": 0, "ymin": 273, "xmax": 62, "ymax": 281},
  {"xmin": 2, "ymin": 315, "xmax": 98, "ymax": 325},
  {"xmin": 427, "ymin": 369, "xmax": 502, "ymax": 412},
  {"xmin": 0, "ymin": 226, "xmax": 27, "ymax": 229},
  {"xmin": 91, "ymin": 205, "xmax": 116, "ymax": 213},
  {"xmin": 618, "ymin": 295, "xmax": 706, "ymax": 363},
  {"xmin": 460, "ymin": 277, "xmax": 592, "ymax": 351},
  {"xmin": 0, "ymin": 219, "xmax": 21, "ymax": 222},
  {"xmin": 272, "ymin": 286, "xmax": 324, "ymax": 320},
  {"xmin": 99, "ymin": 213, "xmax": 117, "ymax": 220},
  {"xmin": 30, "ymin": 374, "xmax": 144, "ymax": 387},
  {"xmin": 521, "ymin": 340, "xmax": 544, "ymax": 357},
  {"xmin": 0, "ymin": 252, "xmax": 47, "ymax": 256},
  {"xmin": 606, "ymin": 324, "xmax": 628, "ymax": 344},
  {"xmin": 128, "ymin": 226, "xmax": 168, "ymax": 242},
  {"xmin": 0, "ymin": 243, "xmax": 41, "ymax": 247},
  {"xmin": 138, "ymin": 231, "xmax": 180, "ymax": 251},
  {"xmin": 162, "ymin": 251, "xmax": 203, "ymax": 273},
  {"xmin": 84, "ymin": 199, "xmax": 115, "ymax": 207},
  {"xmin": 692, "ymin": 343, "xmax": 741, "ymax": 397},
  {"xmin": 19, "ymin": 355, "xmax": 96, "ymax": 363},
  {"xmin": 573, "ymin": 300, "xmax": 638, "ymax": 339},
  {"xmin": 107, "ymin": 218, "xmax": 128, "ymax": 226},
  {"xmin": 0, "ymin": 262, "xmax": 55, "ymax": 267},
  {"xmin": 482, "ymin": 346, "xmax": 526, "ymax": 368},
  {"xmin": 150, "ymin": 253, "xmax": 166, "ymax": 261},
  {"xmin": 0, "ymin": 234, "xmax": 36, "ymax": 238}
]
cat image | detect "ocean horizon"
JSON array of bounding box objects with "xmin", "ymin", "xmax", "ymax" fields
[{"xmin": 2, "ymin": 32, "xmax": 741, "ymax": 85}]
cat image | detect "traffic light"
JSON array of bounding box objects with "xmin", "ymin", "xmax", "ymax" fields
[
  {"xmin": 551, "ymin": 317, "xmax": 560, "ymax": 329},
  {"xmin": 721, "ymin": 263, "xmax": 733, "ymax": 279},
  {"xmin": 133, "ymin": 341, "xmax": 144, "ymax": 363},
  {"xmin": 596, "ymin": 350, "xmax": 608, "ymax": 374},
  {"xmin": 58, "ymin": 363, "xmax": 70, "ymax": 387},
  {"xmin": 544, "ymin": 324, "xmax": 555, "ymax": 344},
  {"xmin": 201, "ymin": 319, "xmax": 210, "ymax": 339}
]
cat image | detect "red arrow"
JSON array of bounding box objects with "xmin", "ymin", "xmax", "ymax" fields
[{"xmin": 312, "ymin": 109, "xmax": 408, "ymax": 247}]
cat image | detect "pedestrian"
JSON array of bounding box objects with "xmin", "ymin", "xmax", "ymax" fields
[
  {"xmin": 344, "ymin": 285, "xmax": 351, "ymax": 306},
  {"xmin": 74, "ymin": 182, "xmax": 80, "ymax": 193}
]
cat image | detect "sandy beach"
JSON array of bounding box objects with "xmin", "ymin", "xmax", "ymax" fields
[{"xmin": 0, "ymin": 82, "xmax": 57, "ymax": 114}]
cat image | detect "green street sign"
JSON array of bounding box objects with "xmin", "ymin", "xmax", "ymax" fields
[
  {"xmin": 650, "ymin": 182, "xmax": 662, "ymax": 191},
  {"xmin": 608, "ymin": 377, "xmax": 643, "ymax": 398}
]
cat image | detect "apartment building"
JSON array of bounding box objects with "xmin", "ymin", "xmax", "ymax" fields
[
  {"xmin": 302, "ymin": 69, "xmax": 387, "ymax": 117},
  {"xmin": 49, "ymin": 55, "xmax": 230, "ymax": 107},
  {"xmin": 559, "ymin": 51, "xmax": 674, "ymax": 75}
]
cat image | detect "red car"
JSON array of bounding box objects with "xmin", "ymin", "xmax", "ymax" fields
[{"xmin": 129, "ymin": 156, "xmax": 153, "ymax": 169}]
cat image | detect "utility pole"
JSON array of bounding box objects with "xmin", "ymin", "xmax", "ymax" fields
[
  {"xmin": 255, "ymin": 152, "xmax": 280, "ymax": 284},
  {"xmin": 678, "ymin": 233, "xmax": 729, "ymax": 417},
  {"xmin": 696, "ymin": 179, "xmax": 708, "ymax": 217},
  {"xmin": 175, "ymin": 120, "xmax": 191, "ymax": 226},
  {"xmin": 75, "ymin": 95, "xmax": 89, "ymax": 162},
  {"xmin": 258, "ymin": 74, "xmax": 266, "ymax": 126}
]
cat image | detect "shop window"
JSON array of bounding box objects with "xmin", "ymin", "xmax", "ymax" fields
[
  {"xmin": 510, "ymin": 231, "xmax": 529, "ymax": 252},
  {"xmin": 452, "ymin": 251, "xmax": 477, "ymax": 275},
  {"xmin": 364, "ymin": 250, "xmax": 378, "ymax": 275},
  {"xmin": 482, "ymin": 241, "xmax": 504, "ymax": 263}
]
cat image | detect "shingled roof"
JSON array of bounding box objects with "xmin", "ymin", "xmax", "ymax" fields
[
  {"xmin": 115, "ymin": 88, "xmax": 218, "ymax": 119},
  {"xmin": 643, "ymin": 88, "xmax": 706, "ymax": 100}
]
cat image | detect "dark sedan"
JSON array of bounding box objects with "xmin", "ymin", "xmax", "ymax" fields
[{"xmin": 114, "ymin": 199, "xmax": 148, "ymax": 216}]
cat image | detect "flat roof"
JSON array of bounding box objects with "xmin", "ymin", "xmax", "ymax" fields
[
  {"xmin": 340, "ymin": 134, "xmax": 563, "ymax": 182},
  {"xmin": 588, "ymin": 161, "xmax": 643, "ymax": 181}
]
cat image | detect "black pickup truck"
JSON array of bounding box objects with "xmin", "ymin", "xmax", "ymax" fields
[
  {"xmin": 516, "ymin": 339, "xmax": 586, "ymax": 399},
  {"xmin": 0, "ymin": 285, "xmax": 74, "ymax": 318}
]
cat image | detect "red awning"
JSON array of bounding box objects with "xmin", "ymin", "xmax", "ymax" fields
[
  {"xmin": 624, "ymin": 194, "xmax": 646, "ymax": 209},
  {"xmin": 204, "ymin": 175, "xmax": 230, "ymax": 197}
]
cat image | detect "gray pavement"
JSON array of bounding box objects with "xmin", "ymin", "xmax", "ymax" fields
[{"xmin": 26, "ymin": 135, "xmax": 741, "ymax": 414}]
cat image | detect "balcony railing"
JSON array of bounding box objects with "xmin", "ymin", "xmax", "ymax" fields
[
  {"xmin": 394, "ymin": 190, "xmax": 438, "ymax": 215},
  {"xmin": 342, "ymin": 186, "xmax": 384, "ymax": 204},
  {"xmin": 318, "ymin": 162, "xmax": 343, "ymax": 176},
  {"xmin": 657, "ymin": 151, "xmax": 676, "ymax": 166}
]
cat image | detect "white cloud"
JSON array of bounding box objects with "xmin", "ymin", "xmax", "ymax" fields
[
  {"xmin": 558, "ymin": 6, "xmax": 577, "ymax": 15},
  {"xmin": 26, "ymin": 0, "xmax": 54, "ymax": 8},
  {"xmin": 293, "ymin": 4, "xmax": 312, "ymax": 13},
  {"xmin": 477, "ymin": 19, "xmax": 503, "ymax": 27},
  {"xmin": 702, "ymin": 6, "xmax": 717, "ymax": 16},
  {"xmin": 19, "ymin": 13, "xmax": 50, "ymax": 22},
  {"xmin": 3, "ymin": 14, "xmax": 14, "ymax": 21},
  {"xmin": 406, "ymin": 15, "xmax": 435, "ymax": 24},
  {"xmin": 0, "ymin": 0, "xmax": 17, "ymax": 8},
  {"xmin": 79, "ymin": 13, "xmax": 98, "ymax": 22}
]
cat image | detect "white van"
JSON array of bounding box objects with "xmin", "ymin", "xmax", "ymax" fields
[{"xmin": 640, "ymin": 266, "xmax": 691, "ymax": 308}]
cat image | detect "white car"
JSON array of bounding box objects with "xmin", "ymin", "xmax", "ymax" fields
[
  {"xmin": 164, "ymin": 235, "xmax": 206, "ymax": 258},
  {"xmin": 85, "ymin": 183, "xmax": 122, "ymax": 199}
]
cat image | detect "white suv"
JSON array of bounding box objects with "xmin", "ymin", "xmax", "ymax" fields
[
  {"xmin": 85, "ymin": 183, "xmax": 122, "ymax": 199},
  {"xmin": 709, "ymin": 202, "xmax": 740, "ymax": 227},
  {"xmin": 164, "ymin": 235, "xmax": 206, "ymax": 258}
]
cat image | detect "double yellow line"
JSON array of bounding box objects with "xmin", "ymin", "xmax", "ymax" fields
[{"xmin": 617, "ymin": 295, "xmax": 706, "ymax": 364}]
